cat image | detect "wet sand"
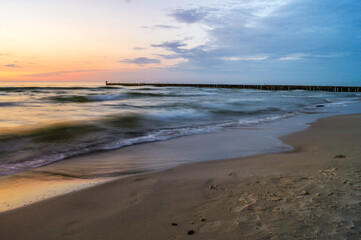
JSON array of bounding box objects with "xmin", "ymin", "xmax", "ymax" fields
[{"xmin": 0, "ymin": 114, "xmax": 360, "ymax": 239}]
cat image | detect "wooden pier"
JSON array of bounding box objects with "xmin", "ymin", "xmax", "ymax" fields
[{"xmin": 105, "ymin": 82, "xmax": 361, "ymax": 92}]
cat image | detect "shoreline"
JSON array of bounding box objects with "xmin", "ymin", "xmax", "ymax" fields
[
  {"xmin": 0, "ymin": 113, "xmax": 360, "ymax": 239},
  {"xmin": 0, "ymin": 105, "xmax": 359, "ymax": 212},
  {"xmin": 0, "ymin": 126, "xmax": 292, "ymax": 212},
  {"xmin": 1, "ymin": 99, "xmax": 360, "ymax": 213}
]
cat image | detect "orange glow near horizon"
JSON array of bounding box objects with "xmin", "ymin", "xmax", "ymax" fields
[
  {"xmin": 0, "ymin": 2, "xmax": 176, "ymax": 82},
  {"xmin": 0, "ymin": 54, "xmax": 162, "ymax": 81}
]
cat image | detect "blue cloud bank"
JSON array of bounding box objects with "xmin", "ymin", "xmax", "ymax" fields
[{"xmin": 151, "ymin": 0, "xmax": 361, "ymax": 85}]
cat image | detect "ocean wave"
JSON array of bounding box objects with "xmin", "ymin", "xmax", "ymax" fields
[
  {"xmin": 126, "ymin": 91, "xmax": 209, "ymax": 98},
  {"xmin": 0, "ymin": 85, "xmax": 359, "ymax": 176},
  {"xmin": 126, "ymin": 92, "xmax": 178, "ymax": 97},
  {"xmin": 47, "ymin": 95, "xmax": 94, "ymax": 103},
  {"xmin": 0, "ymin": 102, "xmax": 20, "ymax": 107},
  {"xmin": 238, "ymin": 113, "xmax": 295, "ymax": 125},
  {"xmin": 45, "ymin": 94, "xmax": 126, "ymax": 103},
  {"xmin": 0, "ymin": 123, "xmax": 224, "ymax": 176},
  {"xmin": 0, "ymin": 110, "xmax": 297, "ymax": 176},
  {"xmin": 210, "ymin": 107, "xmax": 282, "ymax": 116}
]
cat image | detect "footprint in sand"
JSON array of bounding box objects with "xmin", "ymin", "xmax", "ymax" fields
[
  {"xmin": 62, "ymin": 220, "xmax": 79, "ymax": 239},
  {"xmin": 231, "ymin": 195, "xmax": 256, "ymax": 212}
]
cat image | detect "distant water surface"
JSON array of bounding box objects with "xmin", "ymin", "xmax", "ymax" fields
[{"xmin": 0, "ymin": 82, "xmax": 360, "ymax": 175}]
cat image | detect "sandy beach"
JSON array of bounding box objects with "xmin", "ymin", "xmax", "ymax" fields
[{"xmin": 0, "ymin": 113, "xmax": 360, "ymax": 240}]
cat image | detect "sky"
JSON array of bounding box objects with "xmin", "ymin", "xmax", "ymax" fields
[{"xmin": 1, "ymin": 0, "xmax": 360, "ymax": 85}]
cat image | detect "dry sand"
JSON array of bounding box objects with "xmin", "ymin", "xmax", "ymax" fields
[{"xmin": 0, "ymin": 114, "xmax": 360, "ymax": 240}]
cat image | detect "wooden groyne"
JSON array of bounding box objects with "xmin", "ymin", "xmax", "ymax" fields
[{"xmin": 105, "ymin": 82, "xmax": 361, "ymax": 92}]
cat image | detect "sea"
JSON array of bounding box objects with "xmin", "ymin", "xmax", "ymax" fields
[{"xmin": 0, "ymin": 82, "xmax": 360, "ymax": 177}]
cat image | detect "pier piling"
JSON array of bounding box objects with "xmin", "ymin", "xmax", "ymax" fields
[{"xmin": 105, "ymin": 82, "xmax": 361, "ymax": 92}]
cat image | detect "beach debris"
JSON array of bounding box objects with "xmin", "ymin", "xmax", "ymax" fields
[
  {"xmin": 347, "ymin": 223, "xmax": 356, "ymax": 230},
  {"xmin": 320, "ymin": 168, "xmax": 338, "ymax": 176},
  {"xmin": 301, "ymin": 190, "xmax": 310, "ymax": 195},
  {"xmin": 239, "ymin": 197, "xmax": 252, "ymax": 204},
  {"xmin": 228, "ymin": 172, "xmax": 238, "ymax": 176},
  {"xmin": 334, "ymin": 154, "xmax": 346, "ymax": 158},
  {"xmin": 187, "ymin": 230, "xmax": 195, "ymax": 235},
  {"xmin": 171, "ymin": 223, "xmax": 178, "ymax": 226},
  {"xmin": 268, "ymin": 193, "xmax": 282, "ymax": 201}
]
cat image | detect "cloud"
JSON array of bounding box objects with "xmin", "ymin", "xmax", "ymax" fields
[
  {"xmin": 150, "ymin": 0, "xmax": 361, "ymax": 82},
  {"xmin": 119, "ymin": 57, "xmax": 161, "ymax": 65},
  {"xmin": 151, "ymin": 41, "xmax": 187, "ymax": 52},
  {"xmin": 154, "ymin": 24, "xmax": 178, "ymax": 29},
  {"xmin": 221, "ymin": 56, "xmax": 268, "ymax": 61},
  {"xmin": 278, "ymin": 53, "xmax": 343, "ymax": 61},
  {"xmin": 151, "ymin": 40, "xmax": 211, "ymax": 64},
  {"xmin": 278, "ymin": 57, "xmax": 300, "ymax": 60},
  {"xmin": 168, "ymin": 8, "xmax": 210, "ymax": 24},
  {"xmin": 133, "ymin": 47, "xmax": 147, "ymax": 50},
  {"xmin": 140, "ymin": 25, "xmax": 179, "ymax": 30},
  {"xmin": 278, "ymin": 54, "xmax": 309, "ymax": 60},
  {"xmin": 25, "ymin": 70, "xmax": 95, "ymax": 77},
  {"xmin": 4, "ymin": 64, "xmax": 21, "ymax": 68}
]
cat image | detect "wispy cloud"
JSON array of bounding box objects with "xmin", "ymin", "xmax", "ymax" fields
[
  {"xmin": 133, "ymin": 47, "xmax": 147, "ymax": 50},
  {"xmin": 168, "ymin": 8, "xmax": 211, "ymax": 24},
  {"xmin": 151, "ymin": 41, "xmax": 187, "ymax": 52},
  {"xmin": 279, "ymin": 53, "xmax": 309, "ymax": 60},
  {"xmin": 221, "ymin": 56, "xmax": 268, "ymax": 61},
  {"xmin": 278, "ymin": 53, "xmax": 344, "ymax": 61},
  {"xmin": 151, "ymin": 40, "xmax": 209, "ymax": 63},
  {"xmin": 154, "ymin": 24, "xmax": 178, "ymax": 29},
  {"xmin": 119, "ymin": 57, "xmax": 161, "ymax": 65},
  {"xmin": 4, "ymin": 64, "xmax": 21, "ymax": 68},
  {"xmin": 140, "ymin": 24, "xmax": 179, "ymax": 30}
]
